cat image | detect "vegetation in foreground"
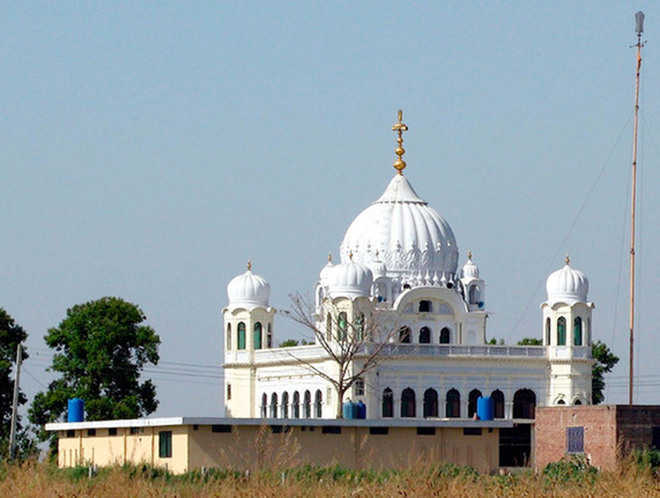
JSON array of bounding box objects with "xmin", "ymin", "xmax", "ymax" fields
[{"xmin": 0, "ymin": 453, "xmax": 658, "ymax": 497}]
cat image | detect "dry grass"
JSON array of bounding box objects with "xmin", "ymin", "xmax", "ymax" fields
[{"xmin": 0, "ymin": 459, "xmax": 658, "ymax": 497}]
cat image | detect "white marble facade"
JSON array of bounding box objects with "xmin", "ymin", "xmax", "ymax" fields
[{"xmin": 222, "ymin": 130, "xmax": 593, "ymax": 421}]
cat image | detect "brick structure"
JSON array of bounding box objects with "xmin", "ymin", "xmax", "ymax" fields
[{"xmin": 535, "ymin": 405, "xmax": 660, "ymax": 470}]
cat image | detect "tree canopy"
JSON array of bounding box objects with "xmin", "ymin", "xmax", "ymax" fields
[
  {"xmin": 591, "ymin": 340, "xmax": 619, "ymax": 404},
  {"xmin": 517, "ymin": 338, "xmax": 542, "ymax": 346},
  {"xmin": 0, "ymin": 308, "xmax": 33, "ymax": 457},
  {"xmin": 29, "ymin": 297, "xmax": 161, "ymax": 444}
]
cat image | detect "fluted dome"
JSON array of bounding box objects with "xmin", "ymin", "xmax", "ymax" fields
[
  {"xmin": 546, "ymin": 259, "xmax": 589, "ymax": 305},
  {"xmin": 327, "ymin": 259, "xmax": 373, "ymax": 298},
  {"xmin": 340, "ymin": 174, "xmax": 458, "ymax": 281},
  {"xmin": 227, "ymin": 265, "xmax": 271, "ymax": 308}
]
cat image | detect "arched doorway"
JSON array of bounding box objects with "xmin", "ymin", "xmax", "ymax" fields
[
  {"xmin": 468, "ymin": 389, "xmax": 482, "ymax": 418},
  {"xmin": 513, "ymin": 389, "xmax": 536, "ymax": 419},
  {"xmin": 491, "ymin": 389, "xmax": 505, "ymax": 419},
  {"xmin": 401, "ymin": 388, "xmax": 416, "ymax": 417},
  {"xmin": 423, "ymin": 388, "xmax": 438, "ymax": 417},
  {"xmin": 382, "ymin": 388, "xmax": 393, "ymax": 418},
  {"xmin": 446, "ymin": 389, "xmax": 460, "ymax": 418}
]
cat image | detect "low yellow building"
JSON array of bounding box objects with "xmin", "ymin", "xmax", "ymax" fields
[{"xmin": 46, "ymin": 417, "xmax": 515, "ymax": 474}]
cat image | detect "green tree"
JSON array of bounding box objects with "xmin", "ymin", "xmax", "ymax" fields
[
  {"xmin": 591, "ymin": 340, "xmax": 619, "ymax": 405},
  {"xmin": 0, "ymin": 308, "xmax": 36, "ymax": 458},
  {"xmin": 29, "ymin": 297, "xmax": 161, "ymax": 447},
  {"xmin": 517, "ymin": 338, "xmax": 542, "ymax": 346},
  {"xmin": 279, "ymin": 339, "xmax": 300, "ymax": 347}
]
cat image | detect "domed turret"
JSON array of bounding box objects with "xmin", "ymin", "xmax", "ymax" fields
[
  {"xmin": 546, "ymin": 256, "xmax": 589, "ymax": 305},
  {"xmin": 227, "ymin": 261, "xmax": 271, "ymax": 308},
  {"xmin": 328, "ymin": 255, "xmax": 374, "ymax": 299},
  {"xmin": 462, "ymin": 250, "xmax": 479, "ymax": 279},
  {"xmin": 369, "ymin": 250, "xmax": 388, "ymax": 280}
]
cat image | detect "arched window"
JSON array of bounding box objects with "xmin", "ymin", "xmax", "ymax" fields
[
  {"xmin": 382, "ymin": 388, "xmax": 393, "ymax": 418},
  {"xmin": 267, "ymin": 323, "xmax": 273, "ymax": 348},
  {"xmin": 338, "ymin": 312, "xmax": 348, "ymax": 341},
  {"xmin": 281, "ymin": 392, "xmax": 289, "ymax": 419},
  {"xmin": 557, "ymin": 317, "xmax": 566, "ymax": 346},
  {"xmin": 314, "ymin": 390, "xmax": 322, "ymax": 417},
  {"xmin": 513, "ymin": 389, "xmax": 536, "ymax": 419},
  {"xmin": 557, "ymin": 399, "xmax": 566, "ymax": 405},
  {"xmin": 440, "ymin": 327, "xmax": 450, "ymax": 344},
  {"xmin": 355, "ymin": 313, "xmax": 365, "ymax": 341},
  {"xmin": 419, "ymin": 300, "xmax": 432, "ymax": 312},
  {"xmin": 423, "ymin": 388, "xmax": 438, "ymax": 417},
  {"xmin": 254, "ymin": 322, "xmax": 262, "ymax": 350},
  {"xmin": 237, "ymin": 322, "xmax": 246, "ymax": 350},
  {"xmin": 586, "ymin": 318, "xmax": 591, "ymax": 346},
  {"xmin": 468, "ymin": 286, "xmax": 479, "ymax": 305},
  {"xmin": 226, "ymin": 323, "xmax": 232, "ymax": 351},
  {"xmin": 491, "ymin": 389, "xmax": 505, "ymax": 419},
  {"xmin": 419, "ymin": 327, "xmax": 431, "ymax": 344},
  {"xmin": 573, "ymin": 317, "xmax": 582, "ymax": 346},
  {"xmin": 468, "ymin": 389, "xmax": 482, "ymax": 418},
  {"xmin": 326, "ymin": 313, "xmax": 332, "ymax": 341},
  {"xmin": 545, "ymin": 318, "xmax": 551, "ymax": 345},
  {"xmin": 270, "ymin": 393, "xmax": 278, "ymax": 418},
  {"xmin": 261, "ymin": 393, "xmax": 267, "ymax": 418},
  {"xmin": 574, "ymin": 399, "xmax": 582, "ymax": 405},
  {"xmin": 292, "ymin": 391, "xmax": 300, "ymax": 418},
  {"xmin": 401, "ymin": 388, "xmax": 416, "ymax": 417},
  {"xmin": 303, "ymin": 390, "xmax": 311, "ymax": 418},
  {"xmin": 399, "ymin": 326, "xmax": 411, "ymax": 343},
  {"xmin": 446, "ymin": 389, "xmax": 460, "ymax": 418}
]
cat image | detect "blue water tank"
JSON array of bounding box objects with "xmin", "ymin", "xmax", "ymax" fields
[
  {"xmin": 342, "ymin": 401, "xmax": 353, "ymax": 419},
  {"xmin": 351, "ymin": 402, "xmax": 359, "ymax": 419},
  {"xmin": 67, "ymin": 398, "xmax": 84, "ymax": 422},
  {"xmin": 476, "ymin": 396, "xmax": 494, "ymax": 421},
  {"xmin": 356, "ymin": 401, "xmax": 366, "ymax": 419}
]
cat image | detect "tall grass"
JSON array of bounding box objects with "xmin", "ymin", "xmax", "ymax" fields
[{"xmin": 0, "ymin": 456, "xmax": 658, "ymax": 497}]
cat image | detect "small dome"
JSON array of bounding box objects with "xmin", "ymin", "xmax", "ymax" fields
[
  {"xmin": 369, "ymin": 251, "xmax": 388, "ymax": 279},
  {"xmin": 462, "ymin": 251, "xmax": 479, "ymax": 279},
  {"xmin": 319, "ymin": 253, "xmax": 335, "ymax": 284},
  {"xmin": 227, "ymin": 262, "xmax": 271, "ymax": 308},
  {"xmin": 328, "ymin": 258, "xmax": 373, "ymax": 298},
  {"xmin": 546, "ymin": 258, "xmax": 589, "ymax": 305}
]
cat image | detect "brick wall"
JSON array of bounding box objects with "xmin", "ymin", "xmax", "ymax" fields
[{"xmin": 535, "ymin": 405, "xmax": 618, "ymax": 471}]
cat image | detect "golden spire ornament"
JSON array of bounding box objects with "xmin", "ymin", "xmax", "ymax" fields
[
  {"xmin": 565, "ymin": 255, "xmax": 570, "ymax": 265},
  {"xmin": 247, "ymin": 260, "xmax": 252, "ymax": 271},
  {"xmin": 392, "ymin": 109, "xmax": 408, "ymax": 175}
]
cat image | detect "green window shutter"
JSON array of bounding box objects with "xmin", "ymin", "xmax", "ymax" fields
[
  {"xmin": 238, "ymin": 322, "xmax": 246, "ymax": 350},
  {"xmin": 159, "ymin": 431, "xmax": 172, "ymax": 458},
  {"xmin": 557, "ymin": 318, "xmax": 566, "ymax": 346},
  {"xmin": 254, "ymin": 322, "xmax": 262, "ymax": 349},
  {"xmin": 573, "ymin": 318, "xmax": 582, "ymax": 346}
]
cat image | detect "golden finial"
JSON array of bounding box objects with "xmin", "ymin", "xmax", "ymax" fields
[
  {"xmin": 565, "ymin": 255, "xmax": 570, "ymax": 265},
  {"xmin": 349, "ymin": 251, "xmax": 354, "ymax": 261},
  {"xmin": 247, "ymin": 260, "xmax": 252, "ymax": 271},
  {"xmin": 392, "ymin": 109, "xmax": 408, "ymax": 175},
  {"xmin": 467, "ymin": 250, "xmax": 472, "ymax": 260},
  {"xmin": 328, "ymin": 252, "xmax": 332, "ymax": 263}
]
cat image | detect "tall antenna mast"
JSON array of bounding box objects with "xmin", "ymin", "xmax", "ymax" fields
[{"xmin": 629, "ymin": 11, "xmax": 645, "ymax": 406}]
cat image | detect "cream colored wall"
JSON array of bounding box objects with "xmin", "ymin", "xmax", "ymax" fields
[
  {"xmin": 188, "ymin": 425, "xmax": 499, "ymax": 474},
  {"xmin": 57, "ymin": 426, "xmax": 189, "ymax": 474}
]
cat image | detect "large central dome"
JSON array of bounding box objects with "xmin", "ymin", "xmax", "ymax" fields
[{"xmin": 340, "ymin": 173, "xmax": 458, "ymax": 281}]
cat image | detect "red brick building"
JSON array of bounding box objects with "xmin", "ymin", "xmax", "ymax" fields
[{"xmin": 534, "ymin": 405, "xmax": 660, "ymax": 470}]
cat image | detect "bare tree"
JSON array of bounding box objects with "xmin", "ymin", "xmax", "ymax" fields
[{"xmin": 282, "ymin": 293, "xmax": 397, "ymax": 418}]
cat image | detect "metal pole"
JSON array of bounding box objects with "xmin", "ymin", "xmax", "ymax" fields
[
  {"xmin": 629, "ymin": 30, "xmax": 643, "ymax": 406},
  {"xmin": 8, "ymin": 343, "xmax": 23, "ymax": 459}
]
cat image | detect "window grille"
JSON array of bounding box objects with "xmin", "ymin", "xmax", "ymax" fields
[{"xmin": 567, "ymin": 426, "xmax": 584, "ymax": 453}]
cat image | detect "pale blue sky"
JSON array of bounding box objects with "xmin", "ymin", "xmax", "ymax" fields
[{"xmin": 2, "ymin": 2, "xmax": 659, "ymax": 417}]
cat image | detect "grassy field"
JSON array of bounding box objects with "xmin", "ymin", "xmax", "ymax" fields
[{"xmin": 0, "ymin": 457, "xmax": 658, "ymax": 497}]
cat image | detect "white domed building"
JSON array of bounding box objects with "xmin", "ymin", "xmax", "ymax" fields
[{"xmin": 222, "ymin": 113, "xmax": 593, "ymax": 424}]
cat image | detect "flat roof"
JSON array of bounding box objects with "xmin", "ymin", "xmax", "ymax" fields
[{"xmin": 46, "ymin": 416, "xmax": 514, "ymax": 431}]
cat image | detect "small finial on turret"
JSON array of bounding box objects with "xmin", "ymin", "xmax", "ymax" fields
[
  {"xmin": 392, "ymin": 109, "xmax": 408, "ymax": 175},
  {"xmin": 467, "ymin": 249, "xmax": 472, "ymax": 260},
  {"xmin": 328, "ymin": 252, "xmax": 332, "ymax": 263},
  {"xmin": 565, "ymin": 255, "xmax": 570, "ymax": 265},
  {"xmin": 349, "ymin": 251, "xmax": 354, "ymax": 261},
  {"xmin": 247, "ymin": 260, "xmax": 252, "ymax": 271}
]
